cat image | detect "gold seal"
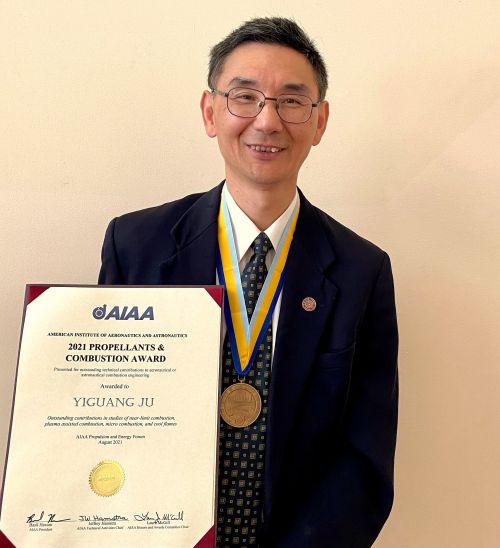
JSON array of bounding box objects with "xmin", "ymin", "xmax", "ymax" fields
[
  {"xmin": 89, "ymin": 460, "xmax": 125, "ymax": 497},
  {"xmin": 220, "ymin": 383, "xmax": 261, "ymax": 428}
]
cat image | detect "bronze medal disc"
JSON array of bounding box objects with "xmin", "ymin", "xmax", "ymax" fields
[{"xmin": 220, "ymin": 383, "xmax": 262, "ymax": 428}]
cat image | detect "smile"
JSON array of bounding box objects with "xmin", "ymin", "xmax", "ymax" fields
[{"xmin": 248, "ymin": 145, "xmax": 284, "ymax": 153}]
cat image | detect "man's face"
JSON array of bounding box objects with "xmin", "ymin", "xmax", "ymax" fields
[{"xmin": 201, "ymin": 43, "xmax": 329, "ymax": 193}]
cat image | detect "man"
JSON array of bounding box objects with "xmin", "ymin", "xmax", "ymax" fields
[{"xmin": 99, "ymin": 17, "xmax": 398, "ymax": 548}]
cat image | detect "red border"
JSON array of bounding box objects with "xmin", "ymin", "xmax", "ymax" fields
[
  {"xmin": 204, "ymin": 287, "xmax": 223, "ymax": 307},
  {"xmin": 194, "ymin": 526, "xmax": 215, "ymax": 548},
  {"xmin": 2, "ymin": 285, "xmax": 221, "ymax": 548},
  {"xmin": 0, "ymin": 526, "xmax": 215, "ymax": 548},
  {"xmin": 26, "ymin": 286, "xmax": 223, "ymax": 308},
  {"xmin": 0, "ymin": 531, "xmax": 15, "ymax": 547},
  {"xmin": 25, "ymin": 285, "xmax": 50, "ymax": 305}
]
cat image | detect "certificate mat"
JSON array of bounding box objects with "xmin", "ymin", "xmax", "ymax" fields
[{"xmin": 0, "ymin": 285, "xmax": 223, "ymax": 548}]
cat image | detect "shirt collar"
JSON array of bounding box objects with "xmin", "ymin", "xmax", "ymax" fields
[{"xmin": 222, "ymin": 183, "xmax": 299, "ymax": 262}]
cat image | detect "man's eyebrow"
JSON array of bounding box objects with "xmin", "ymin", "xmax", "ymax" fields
[
  {"xmin": 227, "ymin": 77, "xmax": 258, "ymax": 88},
  {"xmin": 282, "ymin": 82, "xmax": 311, "ymax": 93},
  {"xmin": 225, "ymin": 77, "xmax": 312, "ymax": 95}
]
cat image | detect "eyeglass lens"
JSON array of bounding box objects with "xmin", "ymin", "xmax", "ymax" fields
[{"xmin": 227, "ymin": 88, "xmax": 314, "ymax": 123}]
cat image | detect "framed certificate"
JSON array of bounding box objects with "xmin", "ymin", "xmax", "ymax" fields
[{"xmin": 0, "ymin": 285, "xmax": 223, "ymax": 547}]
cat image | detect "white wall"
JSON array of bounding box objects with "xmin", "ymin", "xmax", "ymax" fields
[{"xmin": 1, "ymin": 2, "xmax": 500, "ymax": 545}]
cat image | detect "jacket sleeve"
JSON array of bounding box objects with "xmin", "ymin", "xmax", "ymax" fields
[
  {"xmin": 277, "ymin": 253, "xmax": 398, "ymax": 548},
  {"xmin": 98, "ymin": 218, "xmax": 125, "ymax": 284}
]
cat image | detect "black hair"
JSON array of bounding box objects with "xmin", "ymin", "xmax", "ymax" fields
[{"xmin": 208, "ymin": 17, "xmax": 328, "ymax": 100}]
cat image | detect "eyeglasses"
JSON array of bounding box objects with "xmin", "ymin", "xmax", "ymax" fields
[{"xmin": 211, "ymin": 87, "xmax": 321, "ymax": 124}]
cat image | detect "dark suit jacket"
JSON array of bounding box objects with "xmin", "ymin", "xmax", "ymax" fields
[{"xmin": 99, "ymin": 182, "xmax": 398, "ymax": 548}]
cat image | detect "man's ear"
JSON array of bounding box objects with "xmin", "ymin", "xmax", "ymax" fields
[
  {"xmin": 312, "ymin": 100, "xmax": 329, "ymax": 146},
  {"xmin": 200, "ymin": 90, "xmax": 217, "ymax": 138}
]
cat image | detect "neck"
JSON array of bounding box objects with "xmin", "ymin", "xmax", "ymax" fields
[{"xmin": 225, "ymin": 180, "xmax": 296, "ymax": 230}]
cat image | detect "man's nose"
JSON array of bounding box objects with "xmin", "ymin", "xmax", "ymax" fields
[{"xmin": 253, "ymin": 99, "xmax": 283, "ymax": 132}]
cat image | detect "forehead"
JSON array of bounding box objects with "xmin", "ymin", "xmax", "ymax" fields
[{"xmin": 216, "ymin": 42, "xmax": 318, "ymax": 96}]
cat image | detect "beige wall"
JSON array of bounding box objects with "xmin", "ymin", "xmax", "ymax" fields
[{"xmin": 2, "ymin": 2, "xmax": 500, "ymax": 546}]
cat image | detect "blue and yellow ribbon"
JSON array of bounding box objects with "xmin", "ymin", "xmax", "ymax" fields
[{"xmin": 217, "ymin": 193, "xmax": 300, "ymax": 376}]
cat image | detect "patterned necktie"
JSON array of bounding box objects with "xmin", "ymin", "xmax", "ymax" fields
[{"xmin": 217, "ymin": 232, "xmax": 273, "ymax": 547}]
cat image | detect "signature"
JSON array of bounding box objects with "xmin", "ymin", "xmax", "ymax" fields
[
  {"xmin": 27, "ymin": 511, "xmax": 71, "ymax": 524},
  {"xmin": 134, "ymin": 511, "xmax": 184, "ymax": 523},
  {"xmin": 79, "ymin": 515, "xmax": 128, "ymax": 522}
]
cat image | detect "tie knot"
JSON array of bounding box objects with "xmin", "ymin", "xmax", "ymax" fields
[{"xmin": 253, "ymin": 232, "xmax": 272, "ymax": 257}]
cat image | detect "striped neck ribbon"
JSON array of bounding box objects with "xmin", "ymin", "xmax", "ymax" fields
[{"xmin": 216, "ymin": 193, "xmax": 300, "ymax": 376}]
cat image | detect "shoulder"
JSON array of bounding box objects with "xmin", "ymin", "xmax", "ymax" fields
[
  {"xmin": 299, "ymin": 192, "xmax": 390, "ymax": 278},
  {"xmin": 112, "ymin": 190, "xmax": 205, "ymax": 238},
  {"xmin": 318, "ymin": 206, "xmax": 386, "ymax": 260},
  {"xmin": 99, "ymin": 185, "xmax": 221, "ymax": 285},
  {"xmin": 99, "ymin": 185, "xmax": 223, "ymax": 284},
  {"xmin": 108, "ymin": 183, "xmax": 222, "ymax": 255}
]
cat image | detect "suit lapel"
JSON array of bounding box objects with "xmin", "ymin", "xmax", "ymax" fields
[
  {"xmin": 158, "ymin": 185, "xmax": 338, "ymax": 516},
  {"xmin": 159, "ymin": 184, "xmax": 223, "ymax": 285},
  {"xmin": 264, "ymin": 192, "xmax": 338, "ymax": 514}
]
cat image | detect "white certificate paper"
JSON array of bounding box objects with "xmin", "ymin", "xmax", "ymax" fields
[{"xmin": 0, "ymin": 285, "xmax": 223, "ymax": 548}]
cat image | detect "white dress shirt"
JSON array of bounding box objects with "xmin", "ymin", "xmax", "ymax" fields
[{"xmin": 221, "ymin": 183, "xmax": 299, "ymax": 353}]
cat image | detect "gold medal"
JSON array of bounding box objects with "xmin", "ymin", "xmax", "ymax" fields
[
  {"xmin": 220, "ymin": 382, "xmax": 262, "ymax": 428},
  {"xmin": 89, "ymin": 460, "xmax": 125, "ymax": 497}
]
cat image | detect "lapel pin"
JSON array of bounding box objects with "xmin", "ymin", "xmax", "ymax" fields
[{"xmin": 302, "ymin": 297, "xmax": 317, "ymax": 312}]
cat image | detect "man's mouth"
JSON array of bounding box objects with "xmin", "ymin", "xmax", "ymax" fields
[{"xmin": 249, "ymin": 145, "xmax": 284, "ymax": 153}]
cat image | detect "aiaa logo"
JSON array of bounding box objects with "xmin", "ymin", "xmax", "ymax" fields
[{"xmin": 92, "ymin": 305, "xmax": 154, "ymax": 321}]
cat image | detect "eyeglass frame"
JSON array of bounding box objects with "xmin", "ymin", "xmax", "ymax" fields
[{"xmin": 211, "ymin": 87, "xmax": 322, "ymax": 124}]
